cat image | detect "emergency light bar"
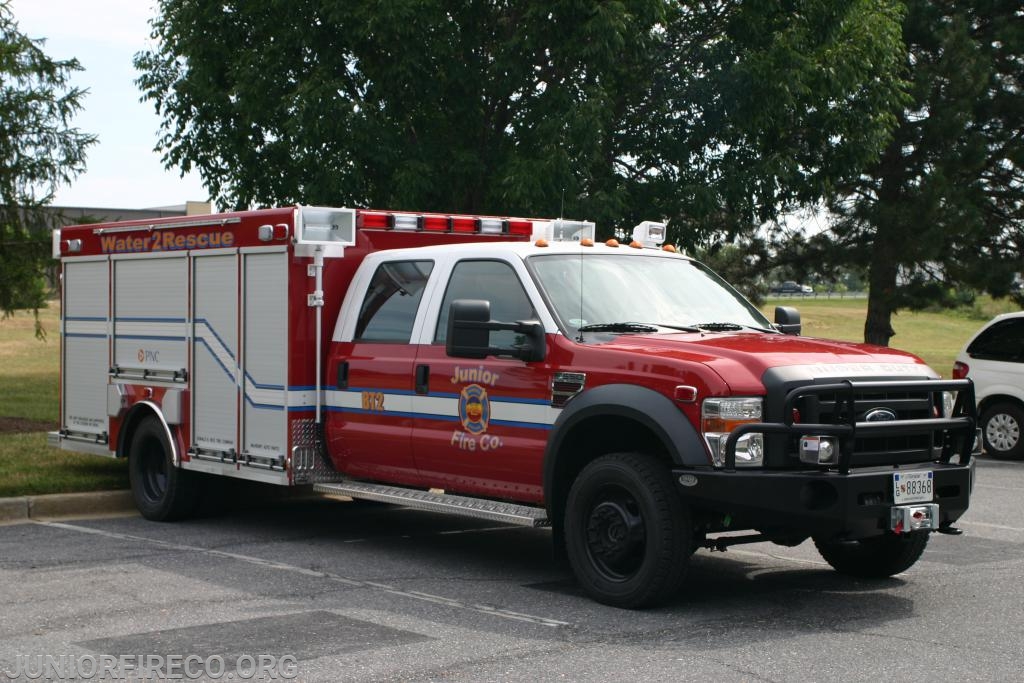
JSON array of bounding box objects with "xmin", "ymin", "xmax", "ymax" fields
[{"xmin": 356, "ymin": 210, "xmax": 535, "ymax": 237}]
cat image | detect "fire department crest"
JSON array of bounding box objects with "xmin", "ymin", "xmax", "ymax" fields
[{"xmin": 458, "ymin": 384, "xmax": 490, "ymax": 434}]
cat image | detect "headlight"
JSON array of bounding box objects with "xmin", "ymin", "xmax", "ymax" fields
[{"xmin": 702, "ymin": 397, "xmax": 764, "ymax": 467}]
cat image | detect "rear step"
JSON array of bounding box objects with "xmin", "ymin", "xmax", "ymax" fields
[{"xmin": 313, "ymin": 481, "xmax": 550, "ymax": 527}]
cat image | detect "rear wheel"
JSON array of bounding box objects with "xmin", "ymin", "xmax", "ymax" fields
[
  {"xmin": 813, "ymin": 532, "xmax": 929, "ymax": 578},
  {"xmin": 128, "ymin": 416, "xmax": 199, "ymax": 521},
  {"xmin": 564, "ymin": 453, "xmax": 691, "ymax": 608},
  {"xmin": 981, "ymin": 402, "xmax": 1024, "ymax": 460}
]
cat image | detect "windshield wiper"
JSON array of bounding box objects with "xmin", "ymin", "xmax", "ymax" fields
[
  {"xmin": 577, "ymin": 322, "xmax": 701, "ymax": 334},
  {"xmin": 695, "ymin": 322, "xmax": 777, "ymax": 333},
  {"xmin": 576, "ymin": 322, "xmax": 659, "ymax": 333}
]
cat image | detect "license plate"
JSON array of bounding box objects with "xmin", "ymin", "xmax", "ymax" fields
[{"xmin": 893, "ymin": 471, "xmax": 934, "ymax": 505}]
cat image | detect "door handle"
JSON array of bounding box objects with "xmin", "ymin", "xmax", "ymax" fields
[
  {"xmin": 336, "ymin": 361, "xmax": 349, "ymax": 389},
  {"xmin": 415, "ymin": 364, "xmax": 429, "ymax": 395}
]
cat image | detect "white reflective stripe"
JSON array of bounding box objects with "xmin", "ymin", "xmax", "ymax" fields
[
  {"xmin": 65, "ymin": 319, "xmax": 107, "ymax": 335},
  {"xmin": 490, "ymin": 400, "xmax": 562, "ymax": 426},
  {"xmin": 321, "ymin": 389, "xmax": 560, "ymax": 426},
  {"xmin": 288, "ymin": 389, "xmax": 318, "ymax": 408},
  {"xmin": 414, "ymin": 395, "xmax": 459, "ymax": 417},
  {"xmin": 115, "ymin": 320, "xmax": 186, "ymax": 338},
  {"xmin": 195, "ymin": 319, "xmax": 236, "ymax": 379}
]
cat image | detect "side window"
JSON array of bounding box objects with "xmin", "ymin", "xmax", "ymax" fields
[
  {"xmin": 354, "ymin": 260, "xmax": 433, "ymax": 342},
  {"xmin": 435, "ymin": 260, "xmax": 536, "ymax": 346},
  {"xmin": 967, "ymin": 319, "xmax": 1024, "ymax": 362}
]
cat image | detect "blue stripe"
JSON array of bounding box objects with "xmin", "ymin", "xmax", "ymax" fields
[
  {"xmin": 115, "ymin": 316, "xmax": 187, "ymax": 323},
  {"xmin": 323, "ymin": 406, "xmax": 551, "ymax": 430},
  {"xmin": 427, "ymin": 390, "xmax": 550, "ymax": 406},
  {"xmin": 65, "ymin": 316, "xmax": 107, "ymax": 322},
  {"xmin": 65, "ymin": 333, "xmax": 107, "ymax": 339}
]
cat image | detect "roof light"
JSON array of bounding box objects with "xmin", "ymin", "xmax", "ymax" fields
[
  {"xmin": 477, "ymin": 218, "xmax": 506, "ymax": 234},
  {"xmin": 632, "ymin": 221, "xmax": 666, "ymax": 248},
  {"xmin": 508, "ymin": 219, "xmax": 533, "ymax": 236},
  {"xmin": 606, "ymin": 238, "xmax": 620, "ymax": 248},
  {"xmin": 422, "ymin": 216, "xmax": 449, "ymax": 232},
  {"xmin": 357, "ymin": 211, "xmax": 390, "ymax": 229},
  {"xmin": 552, "ymin": 219, "xmax": 596, "ymax": 242},
  {"xmin": 391, "ymin": 213, "xmax": 420, "ymax": 231}
]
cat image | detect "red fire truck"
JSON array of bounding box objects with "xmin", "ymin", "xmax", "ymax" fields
[{"xmin": 50, "ymin": 205, "xmax": 978, "ymax": 607}]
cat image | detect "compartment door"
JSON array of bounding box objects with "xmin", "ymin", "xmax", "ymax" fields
[
  {"xmin": 192, "ymin": 252, "xmax": 239, "ymax": 452},
  {"xmin": 62, "ymin": 258, "xmax": 110, "ymax": 437},
  {"xmin": 241, "ymin": 250, "xmax": 288, "ymax": 463}
]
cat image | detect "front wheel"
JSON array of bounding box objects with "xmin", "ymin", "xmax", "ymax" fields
[
  {"xmin": 813, "ymin": 532, "xmax": 929, "ymax": 578},
  {"xmin": 564, "ymin": 453, "xmax": 691, "ymax": 608},
  {"xmin": 128, "ymin": 416, "xmax": 199, "ymax": 521}
]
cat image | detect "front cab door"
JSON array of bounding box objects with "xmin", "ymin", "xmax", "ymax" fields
[{"xmin": 412, "ymin": 258, "xmax": 556, "ymax": 503}]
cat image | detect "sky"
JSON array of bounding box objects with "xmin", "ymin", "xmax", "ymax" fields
[{"xmin": 10, "ymin": 0, "xmax": 210, "ymax": 210}]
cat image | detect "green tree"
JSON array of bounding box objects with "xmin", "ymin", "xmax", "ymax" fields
[
  {"xmin": 820, "ymin": 0, "xmax": 1024, "ymax": 345},
  {"xmin": 135, "ymin": 0, "xmax": 906, "ymax": 244},
  {"xmin": 0, "ymin": 1, "xmax": 95, "ymax": 335}
]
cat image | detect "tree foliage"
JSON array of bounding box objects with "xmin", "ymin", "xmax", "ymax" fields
[
  {"xmin": 135, "ymin": 0, "xmax": 906, "ymax": 247},
  {"xmin": 817, "ymin": 0, "xmax": 1024, "ymax": 346},
  {"xmin": 0, "ymin": 1, "xmax": 95, "ymax": 334}
]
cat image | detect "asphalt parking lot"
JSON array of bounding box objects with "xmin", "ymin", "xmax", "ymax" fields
[{"xmin": 1, "ymin": 456, "xmax": 1021, "ymax": 682}]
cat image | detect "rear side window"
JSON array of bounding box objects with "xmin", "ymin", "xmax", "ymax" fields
[
  {"xmin": 354, "ymin": 260, "xmax": 433, "ymax": 342},
  {"xmin": 435, "ymin": 260, "xmax": 535, "ymax": 346},
  {"xmin": 967, "ymin": 318, "xmax": 1024, "ymax": 362}
]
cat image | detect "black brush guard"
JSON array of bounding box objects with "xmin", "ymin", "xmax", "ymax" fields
[{"xmin": 723, "ymin": 379, "xmax": 978, "ymax": 472}]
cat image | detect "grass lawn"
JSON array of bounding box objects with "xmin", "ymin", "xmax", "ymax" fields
[
  {"xmin": 0, "ymin": 304, "xmax": 128, "ymax": 498},
  {"xmin": 762, "ymin": 295, "xmax": 1020, "ymax": 375}
]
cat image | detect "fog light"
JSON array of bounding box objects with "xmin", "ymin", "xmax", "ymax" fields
[{"xmin": 800, "ymin": 436, "xmax": 838, "ymax": 465}]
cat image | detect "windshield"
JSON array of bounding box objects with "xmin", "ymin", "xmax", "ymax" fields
[{"xmin": 528, "ymin": 253, "xmax": 772, "ymax": 338}]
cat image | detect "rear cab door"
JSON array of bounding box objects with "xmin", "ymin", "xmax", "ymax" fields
[{"xmin": 324, "ymin": 256, "xmax": 435, "ymax": 484}]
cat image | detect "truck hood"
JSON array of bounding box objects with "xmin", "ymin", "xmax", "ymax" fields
[{"xmin": 597, "ymin": 331, "xmax": 937, "ymax": 394}]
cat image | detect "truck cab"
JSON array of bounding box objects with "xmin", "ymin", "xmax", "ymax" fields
[{"xmin": 320, "ymin": 220, "xmax": 978, "ymax": 608}]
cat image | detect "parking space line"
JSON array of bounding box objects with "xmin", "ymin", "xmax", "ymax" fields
[{"xmin": 38, "ymin": 520, "xmax": 569, "ymax": 628}]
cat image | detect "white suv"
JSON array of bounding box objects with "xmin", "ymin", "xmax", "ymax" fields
[{"xmin": 953, "ymin": 312, "xmax": 1024, "ymax": 460}]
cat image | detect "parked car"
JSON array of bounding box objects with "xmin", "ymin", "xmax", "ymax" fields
[
  {"xmin": 953, "ymin": 311, "xmax": 1024, "ymax": 459},
  {"xmin": 770, "ymin": 280, "xmax": 813, "ymax": 295}
]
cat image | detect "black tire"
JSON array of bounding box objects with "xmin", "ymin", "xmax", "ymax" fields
[
  {"xmin": 128, "ymin": 417, "xmax": 199, "ymax": 521},
  {"xmin": 564, "ymin": 453, "xmax": 691, "ymax": 608},
  {"xmin": 813, "ymin": 532, "xmax": 929, "ymax": 578},
  {"xmin": 981, "ymin": 402, "xmax": 1024, "ymax": 460}
]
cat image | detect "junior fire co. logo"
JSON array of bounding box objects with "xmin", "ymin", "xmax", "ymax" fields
[{"xmin": 458, "ymin": 384, "xmax": 490, "ymax": 434}]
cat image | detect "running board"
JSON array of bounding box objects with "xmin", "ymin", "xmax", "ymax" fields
[{"xmin": 313, "ymin": 481, "xmax": 550, "ymax": 527}]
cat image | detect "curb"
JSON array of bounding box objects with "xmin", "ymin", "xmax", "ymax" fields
[{"xmin": 0, "ymin": 490, "xmax": 135, "ymax": 524}]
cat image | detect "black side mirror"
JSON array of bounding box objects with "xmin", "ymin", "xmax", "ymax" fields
[
  {"xmin": 774, "ymin": 306, "xmax": 801, "ymax": 335},
  {"xmin": 446, "ymin": 299, "xmax": 546, "ymax": 362}
]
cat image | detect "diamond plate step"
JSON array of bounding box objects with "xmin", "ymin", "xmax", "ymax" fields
[{"xmin": 314, "ymin": 481, "xmax": 550, "ymax": 527}]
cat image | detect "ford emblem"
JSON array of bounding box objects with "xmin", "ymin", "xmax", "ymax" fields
[
  {"xmin": 678, "ymin": 474, "xmax": 698, "ymax": 487},
  {"xmin": 864, "ymin": 408, "xmax": 898, "ymax": 422}
]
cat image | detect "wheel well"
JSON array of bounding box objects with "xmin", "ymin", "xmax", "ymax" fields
[
  {"xmin": 978, "ymin": 394, "xmax": 1024, "ymax": 417},
  {"xmin": 547, "ymin": 415, "xmax": 672, "ymax": 525},
  {"xmin": 117, "ymin": 403, "xmax": 162, "ymax": 459}
]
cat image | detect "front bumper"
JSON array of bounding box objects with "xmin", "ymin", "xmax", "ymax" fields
[{"xmin": 674, "ymin": 459, "xmax": 974, "ymax": 540}]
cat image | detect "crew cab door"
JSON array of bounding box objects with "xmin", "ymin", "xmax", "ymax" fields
[
  {"xmin": 324, "ymin": 259, "xmax": 434, "ymax": 484},
  {"xmin": 412, "ymin": 258, "xmax": 556, "ymax": 502}
]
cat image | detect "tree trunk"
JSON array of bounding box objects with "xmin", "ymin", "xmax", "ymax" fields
[{"xmin": 864, "ymin": 228, "xmax": 899, "ymax": 346}]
